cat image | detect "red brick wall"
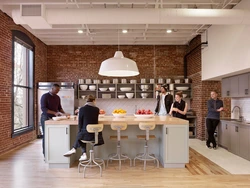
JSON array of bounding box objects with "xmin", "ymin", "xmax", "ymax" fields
[
  {"xmin": 47, "ymin": 45, "xmax": 187, "ymax": 83},
  {"xmin": 0, "ymin": 11, "xmax": 47, "ymax": 155},
  {"xmin": 187, "ymin": 35, "xmax": 231, "ymax": 140}
]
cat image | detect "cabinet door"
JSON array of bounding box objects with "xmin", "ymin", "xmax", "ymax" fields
[
  {"xmin": 229, "ymin": 124, "xmax": 239, "ymax": 155},
  {"xmin": 239, "ymin": 125, "xmax": 249, "ymax": 160},
  {"xmin": 163, "ymin": 125, "xmax": 189, "ymax": 163},
  {"xmin": 222, "ymin": 78, "xmax": 230, "ymax": 97},
  {"xmin": 230, "ymin": 76, "xmax": 239, "ymax": 97},
  {"xmin": 218, "ymin": 121, "xmax": 229, "ymax": 149},
  {"xmin": 239, "ymin": 73, "xmax": 249, "ymax": 97},
  {"xmin": 45, "ymin": 125, "xmax": 70, "ymax": 163}
]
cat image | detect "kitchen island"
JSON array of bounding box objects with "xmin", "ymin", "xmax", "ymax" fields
[{"xmin": 45, "ymin": 116, "xmax": 189, "ymax": 168}]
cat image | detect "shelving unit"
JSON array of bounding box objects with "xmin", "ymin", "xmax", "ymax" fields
[
  {"xmin": 186, "ymin": 116, "xmax": 197, "ymax": 138},
  {"xmin": 78, "ymin": 82, "xmax": 192, "ymax": 100}
]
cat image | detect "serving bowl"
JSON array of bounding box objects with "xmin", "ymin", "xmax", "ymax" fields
[
  {"xmin": 120, "ymin": 87, "xmax": 132, "ymax": 91},
  {"xmin": 112, "ymin": 113, "xmax": 126, "ymax": 118},
  {"xmin": 118, "ymin": 95, "xmax": 125, "ymax": 99},
  {"xmin": 52, "ymin": 116, "xmax": 68, "ymax": 121},
  {"xmin": 81, "ymin": 95, "xmax": 86, "ymax": 99},
  {"xmin": 140, "ymin": 85, "xmax": 149, "ymax": 91},
  {"xmin": 99, "ymin": 88, "xmax": 108, "ymax": 91},
  {"xmin": 182, "ymin": 94, "xmax": 187, "ymax": 98},
  {"xmin": 80, "ymin": 85, "xmax": 88, "ymax": 91},
  {"xmin": 125, "ymin": 93, "xmax": 134, "ymax": 99},
  {"xmin": 109, "ymin": 87, "xmax": 115, "ymax": 91},
  {"xmin": 134, "ymin": 114, "xmax": 154, "ymax": 118},
  {"xmin": 141, "ymin": 93, "xmax": 149, "ymax": 98},
  {"xmin": 99, "ymin": 114, "xmax": 105, "ymax": 117},
  {"xmin": 176, "ymin": 86, "xmax": 189, "ymax": 91},
  {"xmin": 89, "ymin": 85, "xmax": 96, "ymax": 91}
]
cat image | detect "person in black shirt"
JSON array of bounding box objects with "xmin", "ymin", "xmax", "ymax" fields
[
  {"xmin": 63, "ymin": 95, "xmax": 104, "ymax": 161},
  {"xmin": 206, "ymin": 90, "xmax": 224, "ymax": 149},
  {"xmin": 40, "ymin": 83, "xmax": 69, "ymax": 157},
  {"xmin": 169, "ymin": 91, "xmax": 187, "ymax": 119}
]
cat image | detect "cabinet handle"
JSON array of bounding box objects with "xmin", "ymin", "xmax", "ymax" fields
[
  {"xmin": 235, "ymin": 126, "xmax": 238, "ymax": 132},
  {"xmin": 226, "ymin": 124, "xmax": 227, "ymax": 129},
  {"xmin": 66, "ymin": 127, "xmax": 68, "ymax": 134},
  {"xmin": 245, "ymin": 89, "xmax": 248, "ymax": 95},
  {"xmin": 227, "ymin": 91, "xmax": 230, "ymax": 96},
  {"xmin": 166, "ymin": 127, "xmax": 168, "ymax": 134}
]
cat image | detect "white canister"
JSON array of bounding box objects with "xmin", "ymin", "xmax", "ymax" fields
[
  {"xmin": 141, "ymin": 78, "xmax": 146, "ymax": 83},
  {"xmin": 121, "ymin": 79, "xmax": 127, "ymax": 84},
  {"xmin": 169, "ymin": 84, "xmax": 174, "ymax": 90},
  {"xmin": 113, "ymin": 78, "xmax": 118, "ymax": 84},
  {"xmin": 150, "ymin": 79, "xmax": 155, "ymax": 83}
]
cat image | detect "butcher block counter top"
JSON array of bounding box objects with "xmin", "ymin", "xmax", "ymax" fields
[{"xmin": 45, "ymin": 115, "xmax": 189, "ymax": 125}]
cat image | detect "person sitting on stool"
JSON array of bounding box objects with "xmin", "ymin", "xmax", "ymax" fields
[{"xmin": 63, "ymin": 95, "xmax": 104, "ymax": 161}]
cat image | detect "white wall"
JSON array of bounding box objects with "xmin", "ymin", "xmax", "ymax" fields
[
  {"xmin": 231, "ymin": 98, "xmax": 250, "ymax": 122},
  {"xmin": 202, "ymin": 24, "xmax": 250, "ymax": 80}
]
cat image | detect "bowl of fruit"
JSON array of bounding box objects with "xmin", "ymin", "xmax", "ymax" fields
[
  {"xmin": 112, "ymin": 109, "xmax": 127, "ymax": 118},
  {"xmin": 134, "ymin": 109, "xmax": 154, "ymax": 118},
  {"xmin": 99, "ymin": 109, "xmax": 105, "ymax": 117}
]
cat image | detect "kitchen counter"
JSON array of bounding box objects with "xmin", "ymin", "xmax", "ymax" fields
[
  {"xmin": 220, "ymin": 119, "xmax": 250, "ymax": 126},
  {"xmin": 45, "ymin": 115, "xmax": 189, "ymax": 169}
]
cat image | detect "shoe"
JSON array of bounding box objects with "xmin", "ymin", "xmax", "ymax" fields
[
  {"xmin": 63, "ymin": 148, "xmax": 76, "ymax": 157},
  {"xmin": 213, "ymin": 146, "xmax": 217, "ymax": 150},
  {"xmin": 206, "ymin": 145, "xmax": 212, "ymax": 149},
  {"xmin": 79, "ymin": 153, "xmax": 87, "ymax": 161}
]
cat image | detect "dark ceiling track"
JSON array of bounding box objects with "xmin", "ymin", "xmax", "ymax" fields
[{"xmin": 184, "ymin": 34, "xmax": 208, "ymax": 78}]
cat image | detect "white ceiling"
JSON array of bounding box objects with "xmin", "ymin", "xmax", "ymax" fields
[{"xmin": 0, "ymin": 0, "xmax": 244, "ymax": 45}]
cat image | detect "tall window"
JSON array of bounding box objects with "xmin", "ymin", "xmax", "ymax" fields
[{"xmin": 12, "ymin": 31, "xmax": 34, "ymax": 136}]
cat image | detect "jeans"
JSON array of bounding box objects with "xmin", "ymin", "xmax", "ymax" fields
[
  {"xmin": 41, "ymin": 114, "xmax": 49, "ymax": 157},
  {"xmin": 206, "ymin": 118, "xmax": 220, "ymax": 148}
]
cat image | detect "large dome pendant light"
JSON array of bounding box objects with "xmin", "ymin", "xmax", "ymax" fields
[{"xmin": 98, "ymin": 28, "xmax": 139, "ymax": 77}]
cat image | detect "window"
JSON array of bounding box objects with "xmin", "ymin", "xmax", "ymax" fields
[{"xmin": 12, "ymin": 30, "xmax": 35, "ymax": 136}]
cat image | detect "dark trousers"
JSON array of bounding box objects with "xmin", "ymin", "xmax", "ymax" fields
[
  {"xmin": 206, "ymin": 118, "xmax": 220, "ymax": 147},
  {"xmin": 41, "ymin": 114, "xmax": 49, "ymax": 157},
  {"xmin": 73, "ymin": 131, "xmax": 87, "ymax": 153}
]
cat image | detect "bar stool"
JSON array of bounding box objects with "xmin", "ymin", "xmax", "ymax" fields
[
  {"xmin": 133, "ymin": 122, "xmax": 159, "ymax": 170},
  {"xmin": 107, "ymin": 122, "xmax": 132, "ymax": 170},
  {"xmin": 78, "ymin": 124, "xmax": 105, "ymax": 178}
]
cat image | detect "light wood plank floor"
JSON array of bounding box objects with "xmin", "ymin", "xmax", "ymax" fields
[{"xmin": 0, "ymin": 140, "xmax": 250, "ymax": 188}]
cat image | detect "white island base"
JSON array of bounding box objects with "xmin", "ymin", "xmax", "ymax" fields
[{"xmin": 45, "ymin": 116, "xmax": 189, "ymax": 169}]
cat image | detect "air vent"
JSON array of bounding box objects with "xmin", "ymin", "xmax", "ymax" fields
[{"xmin": 21, "ymin": 4, "xmax": 42, "ymax": 16}]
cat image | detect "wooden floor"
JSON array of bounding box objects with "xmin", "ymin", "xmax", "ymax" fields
[{"xmin": 0, "ymin": 140, "xmax": 250, "ymax": 188}]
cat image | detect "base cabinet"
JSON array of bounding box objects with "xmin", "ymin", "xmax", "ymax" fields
[
  {"xmin": 239, "ymin": 125, "xmax": 249, "ymax": 160},
  {"xmin": 229, "ymin": 123, "xmax": 240, "ymax": 155},
  {"xmin": 161, "ymin": 125, "xmax": 189, "ymax": 168},
  {"xmin": 218, "ymin": 121, "xmax": 229, "ymax": 149}
]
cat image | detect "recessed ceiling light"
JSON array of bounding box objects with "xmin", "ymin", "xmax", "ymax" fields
[
  {"xmin": 78, "ymin": 30, "xmax": 83, "ymax": 34},
  {"xmin": 122, "ymin": 29, "xmax": 128, "ymax": 34},
  {"xmin": 166, "ymin": 29, "xmax": 172, "ymax": 33}
]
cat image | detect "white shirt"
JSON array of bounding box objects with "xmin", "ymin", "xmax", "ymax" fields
[{"xmin": 158, "ymin": 93, "xmax": 167, "ymax": 116}]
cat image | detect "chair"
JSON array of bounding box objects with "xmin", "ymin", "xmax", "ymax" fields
[
  {"xmin": 78, "ymin": 124, "xmax": 105, "ymax": 178},
  {"xmin": 133, "ymin": 122, "xmax": 159, "ymax": 170},
  {"xmin": 107, "ymin": 122, "xmax": 132, "ymax": 170}
]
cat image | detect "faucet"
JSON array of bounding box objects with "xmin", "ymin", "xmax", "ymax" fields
[{"xmin": 231, "ymin": 106, "xmax": 243, "ymax": 122}]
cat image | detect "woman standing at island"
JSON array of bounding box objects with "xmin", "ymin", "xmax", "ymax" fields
[{"xmin": 169, "ymin": 91, "xmax": 187, "ymax": 120}]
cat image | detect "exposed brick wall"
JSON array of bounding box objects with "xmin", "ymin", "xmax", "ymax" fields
[
  {"xmin": 187, "ymin": 35, "xmax": 231, "ymax": 140},
  {"xmin": 47, "ymin": 45, "xmax": 187, "ymax": 83},
  {"xmin": 0, "ymin": 11, "xmax": 47, "ymax": 155}
]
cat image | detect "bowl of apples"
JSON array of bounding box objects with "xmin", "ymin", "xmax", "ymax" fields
[
  {"xmin": 99, "ymin": 109, "xmax": 105, "ymax": 117},
  {"xmin": 134, "ymin": 109, "xmax": 154, "ymax": 118}
]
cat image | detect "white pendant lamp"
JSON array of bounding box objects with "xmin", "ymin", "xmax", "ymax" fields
[{"xmin": 98, "ymin": 51, "xmax": 139, "ymax": 77}]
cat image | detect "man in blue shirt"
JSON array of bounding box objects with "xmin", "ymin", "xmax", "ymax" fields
[
  {"xmin": 40, "ymin": 84, "xmax": 68, "ymax": 157},
  {"xmin": 206, "ymin": 90, "xmax": 224, "ymax": 149}
]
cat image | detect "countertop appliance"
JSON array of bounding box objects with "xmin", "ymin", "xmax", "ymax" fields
[{"xmin": 37, "ymin": 82, "xmax": 75, "ymax": 137}]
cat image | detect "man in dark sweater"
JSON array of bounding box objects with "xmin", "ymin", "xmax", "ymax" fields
[
  {"xmin": 40, "ymin": 84, "xmax": 68, "ymax": 157},
  {"xmin": 206, "ymin": 90, "xmax": 224, "ymax": 149},
  {"xmin": 64, "ymin": 95, "xmax": 104, "ymax": 161}
]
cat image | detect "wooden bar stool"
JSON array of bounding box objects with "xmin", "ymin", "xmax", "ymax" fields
[
  {"xmin": 78, "ymin": 124, "xmax": 105, "ymax": 178},
  {"xmin": 107, "ymin": 122, "xmax": 132, "ymax": 170},
  {"xmin": 133, "ymin": 122, "xmax": 159, "ymax": 170}
]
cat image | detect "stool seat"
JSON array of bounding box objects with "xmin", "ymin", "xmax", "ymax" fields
[
  {"xmin": 107, "ymin": 123, "xmax": 131, "ymax": 170},
  {"xmin": 134, "ymin": 122, "xmax": 159, "ymax": 170},
  {"xmin": 78, "ymin": 124, "xmax": 105, "ymax": 178}
]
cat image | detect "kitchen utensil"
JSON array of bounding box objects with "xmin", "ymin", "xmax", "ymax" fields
[
  {"xmin": 121, "ymin": 79, "xmax": 127, "ymax": 84},
  {"xmin": 125, "ymin": 93, "xmax": 134, "ymax": 99},
  {"xmin": 85, "ymin": 79, "xmax": 92, "ymax": 84},
  {"xmin": 99, "ymin": 88, "xmax": 108, "ymax": 91},
  {"xmin": 80, "ymin": 85, "xmax": 88, "ymax": 91},
  {"xmin": 120, "ymin": 87, "xmax": 132, "ymax": 91},
  {"xmin": 141, "ymin": 78, "xmax": 146, "ymax": 83},
  {"xmin": 158, "ymin": 78, "xmax": 164, "ymax": 84},
  {"xmin": 109, "ymin": 87, "xmax": 115, "ymax": 91},
  {"xmin": 176, "ymin": 86, "xmax": 189, "ymax": 90}
]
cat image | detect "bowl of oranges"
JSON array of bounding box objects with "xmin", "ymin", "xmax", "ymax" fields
[{"xmin": 112, "ymin": 109, "xmax": 127, "ymax": 118}]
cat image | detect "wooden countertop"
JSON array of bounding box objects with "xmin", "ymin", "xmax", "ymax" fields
[{"xmin": 45, "ymin": 115, "xmax": 189, "ymax": 125}]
